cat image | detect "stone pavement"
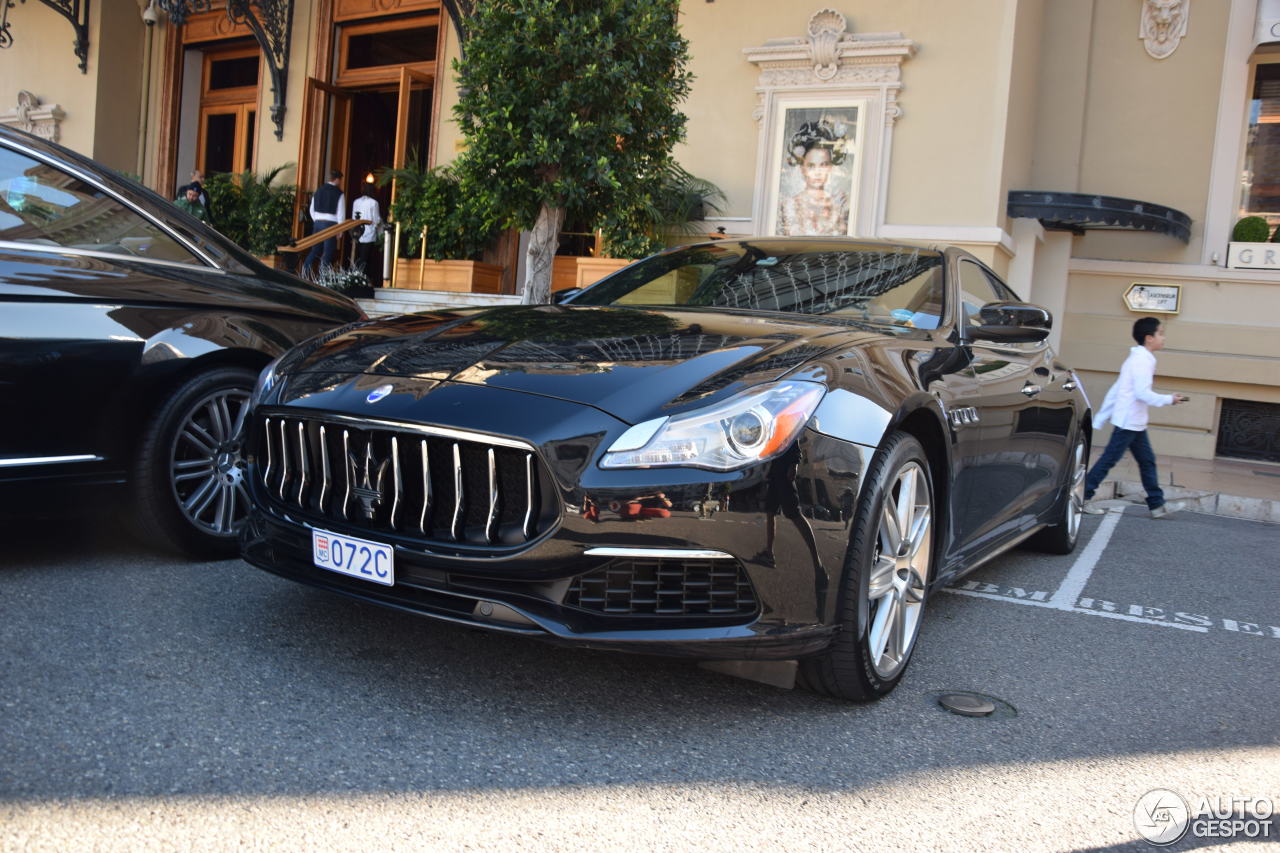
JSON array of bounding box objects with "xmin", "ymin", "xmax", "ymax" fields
[{"xmin": 1090, "ymin": 449, "xmax": 1280, "ymax": 523}]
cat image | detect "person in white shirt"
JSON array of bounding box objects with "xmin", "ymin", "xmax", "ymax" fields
[
  {"xmin": 351, "ymin": 186, "xmax": 381, "ymax": 283},
  {"xmin": 302, "ymin": 169, "xmax": 345, "ymax": 277},
  {"xmin": 1083, "ymin": 317, "xmax": 1188, "ymax": 518}
]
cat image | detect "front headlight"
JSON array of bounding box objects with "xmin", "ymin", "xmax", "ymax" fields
[
  {"xmin": 600, "ymin": 380, "xmax": 826, "ymax": 471},
  {"xmin": 249, "ymin": 355, "xmax": 283, "ymax": 407}
]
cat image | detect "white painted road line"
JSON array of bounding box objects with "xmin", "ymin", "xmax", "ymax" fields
[
  {"xmin": 941, "ymin": 509, "xmax": 1279, "ymax": 638},
  {"xmin": 947, "ymin": 587, "xmax": 1209, "ymax": 632},
  {"xmin": 1048, "ymin": 508, "xmax": 1122, "ymax": 609}
]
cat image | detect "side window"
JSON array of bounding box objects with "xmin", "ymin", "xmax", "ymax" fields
[
  {"xmin": 983, "ymin": 267, "xmax": 1021, "ymax": 302},
  {"xmin": 956, "ymin": 260, "xmax": 1003, "ymax": 330},
  {"xmin": 0, "ymin": 146, "xmax": 200, "ymax": 264}
]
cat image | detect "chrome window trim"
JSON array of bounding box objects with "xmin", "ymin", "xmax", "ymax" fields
[
  {"xmin": 584, "ymin": 547, "xmax": 735, "ymax": 560},
  {"xmin": 0, "ymin": 454, "xmax": 102, "ymax": 468},
  {"xmin": 0, "ymin": 240, "xmax": 227, "ymax": 275},
  {"xmin": 0, "ymin": 137, "xmax": 221, "ymax": 268}
]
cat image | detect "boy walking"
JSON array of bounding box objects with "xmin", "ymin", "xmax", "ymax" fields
[{"xmin": 1084, "ymin": 317, "xmax": 1188, "ymax": 517}]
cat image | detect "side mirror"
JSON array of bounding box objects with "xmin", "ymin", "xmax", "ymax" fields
[
  {"xmin": 553, "ymin": 287, "xmax": 582, "ymax": 304},
  {"xmin": 970, "ymin": 301, "xmax": 1052, "ymax": 343}
]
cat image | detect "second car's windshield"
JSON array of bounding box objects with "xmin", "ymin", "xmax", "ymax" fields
[{"xmin": 570, "ymin": 240, "xmax": 946, "ymax": 329}]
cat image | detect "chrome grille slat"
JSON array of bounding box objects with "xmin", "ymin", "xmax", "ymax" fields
[
  {"xmin": 485, "ymin": 448, "xmax": 499, "ymax": 544},
  {"xmin": 296, "ymin": 421, "xmax": 308, "ymax": 504},
  {"xmin": 523, "ymin": 453, "xmax": 535, "ymax": 539},
  {"xmin": 451, "ymin": 442, "xmax": 464, "ymax": 541},
  {"xmin": 277, "ymin": 419, "xmax": 288, "ymax": 500},
  {"xmin": 262, "ymin": 417, "xmax": 274, "ymax": 489},
  {"xmin": 318, "ymin": 425, "xmax": 330, "ymax": 512},
  {"xmin": 419, "ymin": 439, "xmax": 430, "ymax": 535},
  {"xmin": 390, "ymin": 435, "xmax": 401, "ymax": 530},
  {"xmin": 256, "ymin": 415, "xmax": 551, "ymax": 550},
  {"xmin": 341, "ymin": 429, "xmax": 351, "ymax": 520}
]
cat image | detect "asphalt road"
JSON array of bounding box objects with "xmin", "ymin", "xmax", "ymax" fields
[{"xmin": 1, "ymin": 505, "xmax": 1276, "ymax": 851}]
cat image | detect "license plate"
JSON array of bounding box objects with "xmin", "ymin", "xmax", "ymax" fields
[{"xmin": 312, "ymin": 528, "xmax": 394, "ymax": 586}]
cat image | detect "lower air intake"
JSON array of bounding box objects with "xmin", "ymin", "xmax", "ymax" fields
[{"xmin": 566, "ymin": 558, "xmax": 757, "ymax": 617}]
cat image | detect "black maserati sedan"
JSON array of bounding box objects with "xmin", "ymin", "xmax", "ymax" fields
[
  {"xmin": 0, "ymin": 126, "xmax": 362, "ymax": 556},
  {"xmin": 241, "ymin": 238, "xmax": 1091, "ymax": 701}
]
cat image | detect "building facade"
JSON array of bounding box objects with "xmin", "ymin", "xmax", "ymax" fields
[{"xmin": 2, "ymin": 0, "xmax": 1277, "ymax": 462}]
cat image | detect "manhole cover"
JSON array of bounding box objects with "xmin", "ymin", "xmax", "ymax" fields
[{"xmin": 932, "ymin": 690, "xmax": 1017, "ymax": 719}]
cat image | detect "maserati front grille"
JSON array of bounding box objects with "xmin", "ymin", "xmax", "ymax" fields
[{"xmin": 255, "ymin": 414, "xmax": 557, "ymax": 548}]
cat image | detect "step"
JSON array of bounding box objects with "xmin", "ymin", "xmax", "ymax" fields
[
  {"xmin": 1098, "ymin": 479, "xmax": 1279, "ymax": 523},
  {"xmin": 356, "ymin": 288, "xmax": 521, "ymax": 317}
]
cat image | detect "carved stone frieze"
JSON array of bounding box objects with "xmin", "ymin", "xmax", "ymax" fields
[
  {"xmin": 1140, "ymin": 0, "xmax": 1189, "ymax": 60},
  {"xmin": 744, "ymin": 9, "xmax": 915, "ymax": 124},
  {"xmin": 0, "ymin": 91, "xmax": 65, "ymax": 142}
]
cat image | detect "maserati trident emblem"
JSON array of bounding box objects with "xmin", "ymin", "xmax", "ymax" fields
[
  {"xmin": 366, "ymin": 384, "xmax": 394, "ymax": 404},
  {"xmin": 347, "ymin": 441, "xmax": 390, "ymax": 520}
]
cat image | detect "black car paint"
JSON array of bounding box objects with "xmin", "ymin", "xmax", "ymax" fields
[
  {"xmin": 0, "ymin": 126, "xmax": 362, "ymax": 506},
  {"xmin": 242, "ymin": 243, "xmax": 1090, "ymax": 660}
]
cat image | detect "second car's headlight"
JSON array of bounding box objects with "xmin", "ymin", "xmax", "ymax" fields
[{"xmin": 600, "ymin": 380, "xmax": 826, "ymax": 471}]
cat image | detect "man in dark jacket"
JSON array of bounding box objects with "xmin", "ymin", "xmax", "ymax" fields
[
  {"xmin": 175, "ymin": 170, "xmax": 213, "ymax": 224},
  {"xmin": 302, "ymin": 169, "xmax": 345, "ymax": 277}
]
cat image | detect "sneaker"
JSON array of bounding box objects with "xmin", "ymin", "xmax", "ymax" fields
[
  {"xmin": 1081, "ymin": 499, "xmax": 1108, "ymax": 515},
  {"xmin": 1150, "ymin": 502, "xmax": 1176, "ymax": 519}
]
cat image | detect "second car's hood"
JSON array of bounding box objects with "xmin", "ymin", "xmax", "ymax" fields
[{"xmin": 279, "ymin": 305, "xmax": 891, "ymax": 424}]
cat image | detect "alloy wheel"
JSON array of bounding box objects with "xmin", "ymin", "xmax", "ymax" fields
[
  {"xmin": 866, "ymin": 461, "xmax": 931, "ymax": 679},
  {"xmin": 1066, "ymin": 439, "xmax": 1086, "ymax": 541},
  {"xmin": 168, "ymin": 387, "xmax": 252, "ymax": 537}
]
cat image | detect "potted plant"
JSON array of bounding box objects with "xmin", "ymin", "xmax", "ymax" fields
[
  {"xmin": 378, "ymin": 160, "xmax": 502, "ymax": 292},
  {"xmin": 314, "ymin": 257, "xmax": 374, "ymax": 299},
  {"xmin": 1226, "ymin": 215, "xmax": 1279, "ymax": 269},
  {"xmin": 204, "ymin": 165, "xmax": 296, "ymax": 267}
]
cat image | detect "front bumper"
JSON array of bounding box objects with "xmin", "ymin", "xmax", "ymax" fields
[{"xmin": 241, "ymin": 382, "xmax": 871, "ymax": 660}]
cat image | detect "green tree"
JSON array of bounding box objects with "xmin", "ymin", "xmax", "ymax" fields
[{"xmin": 453, "ymin": 0, "xmax": 692, "ymax": 304}]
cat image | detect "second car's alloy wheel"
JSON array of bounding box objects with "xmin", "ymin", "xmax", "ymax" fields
[
  {"xmin": 131, "ymin": 366, "xmax": 258, "ymax": 557},
  {"xmin": 169, "ymin": 386, "xmax": 251, "ymax": 538}
]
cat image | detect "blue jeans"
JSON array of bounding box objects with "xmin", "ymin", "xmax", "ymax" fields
[
  {"xmin": 1085, "ymin": 427, "xmax": 1164, "ymax": 509},
  {"xmin": 302, "ymin": 221, "xmax": 337, "ymax": 275}
]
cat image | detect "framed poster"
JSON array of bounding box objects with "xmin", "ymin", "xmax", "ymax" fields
[{"xmin": 763, "ymin": 100, "xmax": 866, "ymax": 237}]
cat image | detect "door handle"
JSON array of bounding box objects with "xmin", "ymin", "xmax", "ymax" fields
[{"xmin": 1021, "ymin": 384, "xmax": 1042, "ymax": 397}]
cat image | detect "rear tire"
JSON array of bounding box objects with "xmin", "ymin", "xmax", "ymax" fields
[
  {"xmin": 799, "ymin": 431, "xmax": 934, "ymax": 702},
  {"xmin": 1026, "ymin": 432, "xmax": 1087, "ymax": 555},
  {"xmin": 131, "ymin": 367, "xmax": 256, "ymax": 558}
]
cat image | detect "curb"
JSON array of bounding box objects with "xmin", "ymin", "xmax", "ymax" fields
[{"xmin": 1099, "ymin": 479, "xmax": 1279, "ymax": 523}]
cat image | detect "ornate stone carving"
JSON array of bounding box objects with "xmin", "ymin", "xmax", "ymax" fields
[
  {"xmin": 0, "ymin": 91, "xmax": 65, "ymax": 142},
  {"xmin": 744, "ymin": 11, "xmax": 915, "ymax": 102},
  {"xmin": 1140, "ymin": 0, "xmax": 1189, "ymax": 60},
  {"xmin": 808, "ymin": 8, "xmax": 848, "ymax": 80}
]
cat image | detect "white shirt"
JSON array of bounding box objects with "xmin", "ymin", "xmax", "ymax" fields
[
  {"xmin": 351, "ymin": 195, "xmax": 381, "ymax": 243},
  {"xmin": 1095, "ymin": 345, "xmax": 1173, "ymax": 431},
  {"xmin": 308, "ymin": 187, "xmax": 346, "ymax": 224}
]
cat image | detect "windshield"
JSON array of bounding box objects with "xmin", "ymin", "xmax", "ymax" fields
[{"xmin": 570, "ymin": 240, "xmax": 946, "ymax": 329}]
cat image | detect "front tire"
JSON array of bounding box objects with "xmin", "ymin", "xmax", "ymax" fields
[
  {"xmin": 799, "ymin": 431, "xmax": 934, "ymax": 702},
  {"xmin": 131, "ymin": 367, "xmax": 256, "ymax": 558},
  {"xmin": 1026, "ymin": 432, "xmax": 1087, "ymax": 555}
]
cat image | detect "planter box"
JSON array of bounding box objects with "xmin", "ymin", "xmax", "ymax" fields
[
  {"xmin": 576, "ymin": 257, "xmax": 633, "ymax": 287},
  {"xmin": 1226, "ymin": 241, "xmax": 1280, "ymax": 270},
  {"xmin": 393, "ymin": 259, "xmax": 504, "ymax": 293},
  {"xmin": 550, "ymin": 256, "xmax": 635, "ymax": 292},
  {"xmin": 256, "ymin": 254, "xmax": 286, "ymax": 270}
]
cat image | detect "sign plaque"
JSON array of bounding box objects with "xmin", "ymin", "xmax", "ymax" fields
[{"xmin": 1123, "ymin": 282, "xmax": 1181, "ymax": 314}]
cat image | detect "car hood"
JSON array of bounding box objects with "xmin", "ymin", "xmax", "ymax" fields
[{"xmin": 278, "ymin": 305, "xmax": 893, "ymax": 424}]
